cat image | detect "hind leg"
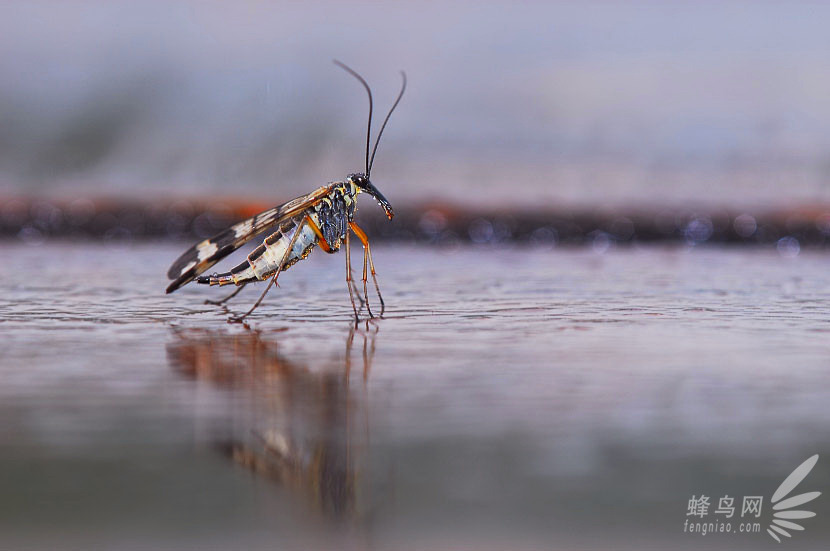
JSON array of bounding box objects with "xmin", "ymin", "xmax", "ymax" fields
[
  {"xmin": 229, "ymin": 219, "xmax": 307, "ymax": 323},
  {"xmin": 205, "ymin": 283, "xmax": 248, "ymax": 305}
]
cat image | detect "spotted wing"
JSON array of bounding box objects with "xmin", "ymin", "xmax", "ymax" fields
[{"xmin": 166, "ymin": 185, "xmax": 331, "ymax": 294}]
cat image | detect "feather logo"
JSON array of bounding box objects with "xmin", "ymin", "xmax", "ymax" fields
[{"xmin": 767, "ymin": 454, "xmax": 821, "ymax": 543}]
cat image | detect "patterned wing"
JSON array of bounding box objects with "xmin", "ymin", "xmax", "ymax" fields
[{"xmin": 165, "ymin": 185, "xmax": 331, "ymax": 294}]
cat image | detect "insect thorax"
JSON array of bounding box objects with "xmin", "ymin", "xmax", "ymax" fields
[{"xmin": 313, "ymin": 181, "xmax": 357, "ymax": 249}]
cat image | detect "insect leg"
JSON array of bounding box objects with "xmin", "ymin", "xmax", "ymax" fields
[
  {"xmin": 305, "ymin": 214, "xmax": 365, "ymax": 312},
  {"xmin": 345, "ymin": 230, "xmax": 360, "ymax": 327},
  {"xmin": 204, "ymin": 282, "xmax": 248, "ymax": 305},
  {"xmin": 229, "ymin": 218, "xmax": 307, "ymax": 323},
  {"xmin": 351, "ymin": 279, "xmax": 366, "ymax": 312},
  {"xmin": 358, "ymin": 226, "xmax": 374, "ymax": 318},
  {"xmin": 304, "ymin": 215, "xmax": 333, "ymax": 253},
  {"xmin": 349, "ymin": 222, "xmax": 385, "ymax": 317},
  {"xmin": 348, "ymin": 273, "xmax": 366, "ymax": 315},
  {"xmin": 341, "ymin": 222, "xmax": 374, "ymax": 318},
  {"xmin": 349, "ymin": 245, "xmax": 367, "ymax": 314}
]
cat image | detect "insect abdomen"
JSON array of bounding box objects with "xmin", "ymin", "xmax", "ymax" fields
[
  {"xmin": 197, "ymin": 215, "xmax": 318, "ymax": 287},
  {"xmin": 195, "ymin": 184, "xmax": 355, "ymax": 288}
]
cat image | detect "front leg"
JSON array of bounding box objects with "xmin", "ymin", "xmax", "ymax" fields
[
  {"xmin": 344, "ymin": 230, "xmax": 360, "ymax": 327},
  {"xmin": 349, "ymin": 222, "xmax": 385, "ymax": 317},
  {"xmin": 304, "ymin": 215, "xmax": 366, "ymax": 316}
]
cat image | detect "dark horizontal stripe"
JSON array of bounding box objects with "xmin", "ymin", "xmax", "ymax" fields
[
  {"xmin": 247, "ymin": 244, "xmax": 266, "ymax": 262},
  {"xmin": 230, "ymin": 262, "xmax": 249, "ymax": 275},
  {"xmin": 5, "ymin": 196, "xmax": 830, "ymax": 248}
]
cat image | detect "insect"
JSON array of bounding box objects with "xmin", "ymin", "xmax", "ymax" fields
[{"xmin": 165, "ymin": 61, "xmax": 406, "ymax": 324}]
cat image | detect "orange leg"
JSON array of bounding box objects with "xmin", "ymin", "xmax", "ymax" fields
[
  {"xmin": 305, "ymin": 215, "xmax": 333, "ymax": 253},
  {"xmin": 349, "ymin": 222, "xmax": 385, "ymax": 317},
  {"xmin": 306, "ymin": 215, "xmax": 365, "ymax": 311},
  {"xmin": 345, "ymin": 230, "xmax": 359, "ymax": 326}
]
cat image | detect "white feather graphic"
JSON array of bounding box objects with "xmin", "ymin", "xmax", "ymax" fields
[{"xmin": 767, "ymin": 454, "xmax": 820, "ymax": 543}]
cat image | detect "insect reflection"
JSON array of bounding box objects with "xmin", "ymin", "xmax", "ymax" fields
[{"xmin": 167, "ymin": 325, "xmax": 377, "ymax": 520}]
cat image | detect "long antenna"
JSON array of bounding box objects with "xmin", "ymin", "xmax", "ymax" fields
[
  {"xmin": 368, "ymin": 71, "xmax": 407, "ymax": 176},
  {"xmin": 333, "ymin": 60, "xmax": 373, "ymax": 176}
]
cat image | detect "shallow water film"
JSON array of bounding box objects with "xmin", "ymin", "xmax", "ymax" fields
[{"xmin": 1, "ymin": 242, "xmax": 829, "ymax": 550}]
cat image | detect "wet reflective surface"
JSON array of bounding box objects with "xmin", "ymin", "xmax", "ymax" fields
[{"xmin": 1, "ymin": 242, "xmax": 830, "ymax": 550}]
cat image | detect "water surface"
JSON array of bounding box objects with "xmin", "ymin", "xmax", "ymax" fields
[{"xmin": 1, "ymin": 242, "xmax": 829, "ymax": 550}]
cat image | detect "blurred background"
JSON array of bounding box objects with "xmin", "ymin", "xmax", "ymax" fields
[
  {"xmin": 3, "ymin": 0, "xmax": 830, "ymax": 211},
  {"xmin": 2, "ymin": 2, "xmax": 830, "ymax": 550}
]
